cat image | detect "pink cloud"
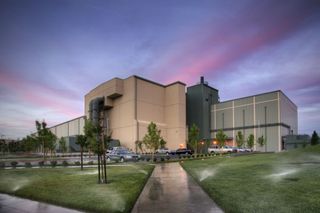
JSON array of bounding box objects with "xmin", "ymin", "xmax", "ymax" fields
[
  {"xmin": 0, "ymin": 70, "xmax": 82, "ymax": 117},
  {"xmin": 151, "ymin": 2, "xmax": 317, "ymax": 85}
]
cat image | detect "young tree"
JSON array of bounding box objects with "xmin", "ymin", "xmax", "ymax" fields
[
  {"xmin": 257, "ymin": 135, "xmax": 267, "ymax": 152},
  {"xmin": 236, "ymin": 131, "xmax": 245, "ymax": 148},
  {"xmin": 143, "ymin": 122, "xmax": 164, "ymax": 159},
  {"xmin": 84, "ymin": 119, "xmax": 99, "ymax": 157},
  {"xmin": 216, "ymin": 129, "xmax": 227, "ymax": 148},
  {"xmin": 35, "ymin": 120, "xmax": 57, "ymax": 160},
  {"xmin": 188, "ymin": 124, "xmax": 200, "ymax": 155},
  {"xmin": 247, "ymin": 134, "xmax": 255, "ymax": 149},
  {"xmin": 311, "ymin": 131, "xmax": 319, "ymax": 146},
  {"xmin": 76, "ymin": 135, "xmax": 88, "ymax": 170},
  {"xmin": 160, "ymin": 138, "xmax": 166, "ymax": 148},
  {"xmin": 257, "ymin": 135, "xmax": 265, "ymax": 147},
  {"xmin": 22, "ymin": 135, "xmax": 37, "ymax": 153},
  {"xmin": 59, "ymin": 137, "xmax": 67, "ymax": 154},
  {"xmin": 135, "ymin": 140, "xmax": 143, "ymax": 153},
  {"xmin": 47, "ymin": 131, "xmax": 57, "ymax": 158}
]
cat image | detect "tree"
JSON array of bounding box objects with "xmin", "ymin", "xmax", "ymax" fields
[
  {"xmin": 236, "ymin": 131, "xmax": 245, "ymax": 148},
  {"xmin": 257, "ymin": 135, "xmax": 267, "ymax": 152},
  {"xmin": 84, "ymin": 119, "xmax": 100, "ymax": 156},
  {"xmin": 59, "ymin": 137, "xmax": 67, "ymax": 154},
  {"xmin": 35, "ymin": 120, "xmax": 57, "ymax": 160},
  {"xmin": 47, "ymin": 131, "xmax": 57, "ymax": 157},
  {"xmin": 247, "ymin": 134, "xmax": 255, "ymax": 149},
  {"xmin": 135, "ymin": 140, "xmax": 143, "ymax": 153},
  {"xmin": 160, "ymin": 138, "xmax": 166, "ymax": 148},
  {"xmin": 257, "ymin": 135, "xmax": 266, "ymax": 147},
  {"xmin": 76, "ymin": 135, "xmax": 88, "ymax": 170},
  {"xmin": 216, "ymin": 129, "xmax": 227, "ymax": 148},
  {"xmin": 143, "ymin": 122, "xmax": 164, "ymax": 159},
  {"xmin": 188, "ymin": 124, "xmax": 200, "ymax": 155},
  {"xmin": 311, "ymin": 131, "xmax": 319, "ymax": 146},
  {"xmin": 21, "ymin": 135, "xmax": 35, "ymax": 153}
]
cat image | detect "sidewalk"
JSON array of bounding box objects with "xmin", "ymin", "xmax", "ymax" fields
[
  {"xmin": 0, "ymin": 193, "xmax": 82, "ymax": 213},
  {"xmin": 131, "ymin": 162, "xmax": 223, "ymax": 213}
]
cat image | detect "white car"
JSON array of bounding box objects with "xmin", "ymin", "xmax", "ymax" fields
[
  {"xmin": 155, "ymin": 148, "xmax": 170, "ymax": 154},
  {"xmin": 208, "ymin": 145, "xmax": 234, "ymax": 154},
  {"xmin": 237, "ymin": 147, "xmax": 253, "ymax": 152}
]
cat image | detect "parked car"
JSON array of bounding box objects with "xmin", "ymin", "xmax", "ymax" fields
[
  {"xmin": 236, "ymin": 147, "xmax": 253, "ymax": 152},
  {"xmin": 171, "ymin": 148, "xmax": 193, "ymax": 155},
  {"xmin": 208, "ymin": 145, "xmax": 235, "ymax": 154},
  {"xmin": 155, "ymin": 148, "xmax": 170, "ymax": 155},
  {"xmin": 107, "ymin": 149, "xmax": 140, "ymax": 162},
  {"xmin": 107, "ymin": 146, "xmax": 128, "ymax": 153}
]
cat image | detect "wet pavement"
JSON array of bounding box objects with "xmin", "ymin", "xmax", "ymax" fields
[
  {"xmin": 131, "ymin": 162, "xmax": 223, "ymax": 213},
  {"xmin": 0, "ymin": 193, "xmax": 82, "ymax": 213}
]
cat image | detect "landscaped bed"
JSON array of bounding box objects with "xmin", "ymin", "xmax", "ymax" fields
[
  {"xmin": 0, "ymin": 163, "xmax": 154, "ymax": 213},
  {"xmin": 181, "ymin": 145, "xmax": 320, "ymax": 213}
]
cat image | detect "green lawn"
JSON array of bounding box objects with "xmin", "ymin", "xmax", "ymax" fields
[
  {"xmin": 0, "ymin": 163, "xmax": 154, "ymax": 213},
  {"xmin": 181, "ymin": 145, "xmax": 320, "ymax": 213}
]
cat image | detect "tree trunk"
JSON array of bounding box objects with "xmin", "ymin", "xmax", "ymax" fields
[
  {"xmin": 80, "ymin": 147, "xmax": 83, "ymax": 170},
  {"xmin": 43, "ymin": 140, "xmax": 45, "ymax": 161}
]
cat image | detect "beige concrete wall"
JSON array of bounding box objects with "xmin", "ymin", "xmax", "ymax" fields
[
  {"xmin": 164, "ymin": 83, "xmax": 186, "ymax": 150},
  {"xmin": 84, "ymin": 78, "xmax": 124, "ymax": 118},
  {"xmin": 105, "ymin": 77, "xmax": 135, "ymax": 150},
  {"xmin": 84, "ymin": 76, "xmax": 186, "ymax": 151},
  {"xmin": 212, "ymin": 91, "xmax": 296, "ymax": 152},
  {"xmin": 49, "ymin": 116, "xmax": 85, "ymax": 139},
  {"xmin": 280, "ymin": 92, "xmax": 297, "ymax": 134}
]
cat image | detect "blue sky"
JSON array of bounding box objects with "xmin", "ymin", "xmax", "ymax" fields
[{"xmin": 0, "ymin": 0, "xmax": 319, "ymax": 139}]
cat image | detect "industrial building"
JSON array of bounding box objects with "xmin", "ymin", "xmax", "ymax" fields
[
  {"xmin": 186, "ymin": 78, "xmax": 297, "ymax": 152},
  {"xmin": 211, "ymin": 91, "xmax": 297, "ymax": 152},
  {"xmin": 51, "ymin": 75, "xmax": 186, "ymax": 151},
  {"xmin": 50, "ymin": 75, "xmax": 298, "ymax": 152}
]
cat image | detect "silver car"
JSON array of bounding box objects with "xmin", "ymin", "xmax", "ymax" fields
[{"xmin": 107, "ymin": 150, "xmax": 140, "ymax": 162}]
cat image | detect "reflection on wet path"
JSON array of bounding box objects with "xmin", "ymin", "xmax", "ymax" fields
[
  {"xmin": 0, "ymin": 193, "xmax": 82, "ymax": 213},
  {"xmin": 132, "ymin": 162, "xmax": 223, "ymax": 213}
]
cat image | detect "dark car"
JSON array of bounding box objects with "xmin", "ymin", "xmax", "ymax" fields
[{"xmin": 172, "ymin": 148, "xmax": 193, "ymax": 155}]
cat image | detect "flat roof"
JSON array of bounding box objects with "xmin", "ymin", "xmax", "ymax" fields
[
  {"xmin": 217, "ymin": 90, "xmax": 297, "ymax": 107},
  {"xmin": 133, "ymin": 75, "xmax": 186, "ymax": 87},
  {"xmin": 86, "ymin": 75, "xmax": 186, "ymax": 96},
  {"xmin": 49, "ymin": 116, "xmax": 86, "ymax": 129},
  {"xmin": 187, "ymin": 82, "xmax": 219, "ymax": 92}
]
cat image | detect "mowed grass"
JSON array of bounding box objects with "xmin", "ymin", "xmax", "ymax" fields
[
  {"xmin": 0, "ymin": 163, "xmax": 154, "ymax": 213},
  {"xmin": 181, "ymin": 145, "xmax": 320, "ymax": 213}
]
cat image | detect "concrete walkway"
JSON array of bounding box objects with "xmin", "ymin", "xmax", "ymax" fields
[
  {"xmin": 0, "ymin": 193, "xmax": 82, "ymax": 213},
  {"xmin": 131, "ymin": 162, "xmax": 223, "ymax": 213}
]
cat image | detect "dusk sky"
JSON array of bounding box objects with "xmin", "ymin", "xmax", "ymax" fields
[{"xmin": 0, "ymin": 0, "xmax": 319, "ymax": 139}]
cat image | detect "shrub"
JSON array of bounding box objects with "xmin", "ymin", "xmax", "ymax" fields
[
  {"xmin": 62, "ymin": 161, "xmax": 69, "ymax": 167},
  {"xmin": 11, "ymin": 161, "xmax": 18, "ymax": 168},
  {"xmin": 166, "ymin": 156, "xmax": 170, "ymax": 160},
  {"xmin": 146, "ymin": 157, "xmax": 150, "ymax": 162},
  {"xmin": 0, "ymin": 162, "xmax": 5, "ymax": 168},
  {"xmin": 140, "ymin": 156, "xmax": 145, "ymax": 161},
  {"xmin": 153, "ymin": 157, "xmax": 157, "ymax": 162},
  {"xmin": 160, "ymin": 157, "xmax": 165, "ymax": 162},
  {"xmin": 25, "ymin": 162, "xmax": 32, "ymax": 168},
  {"xmin": 38, "ymin": 161, "xmax": 45, "ymax": 167},
  {"xmin": 178, "ymin": 156, "xmax": 182, "ymax": 159},
  {"xmin": 187, "ymin": 155, "xmax": 191, "ymax": 159},
  {"xmin": 87, "ymin": 161, "xmax": 94, "ymax": 165},
  {"xmin": 74, "ymin": 161, "xmax": 80, "ymax": 166},
  {"xmin": 50, "ymin": 160, "xmax": 57, "ymax": 167}
]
